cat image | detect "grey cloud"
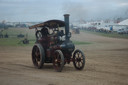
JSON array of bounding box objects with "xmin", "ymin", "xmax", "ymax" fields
[
  {"xmin": 62, "ymin": 0, "xmax": 128, "ymax": 21},
  {"xmin": 0, "ymin": 0, "xmax": 128, "ymax": 22}
]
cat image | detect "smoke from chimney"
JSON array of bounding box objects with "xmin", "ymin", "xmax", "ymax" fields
[{"xmin": 62, "ymin": 2, "xmax": 87, "ymax": 22}]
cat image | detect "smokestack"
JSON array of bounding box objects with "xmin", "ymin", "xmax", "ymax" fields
[{"xmin": 64, "ymin": 14, "xmax": 70, "ymax": 41}]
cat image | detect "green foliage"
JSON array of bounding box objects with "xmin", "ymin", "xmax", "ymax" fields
[
  {"xmin": 0, "ymin": 38, "xmax": 35, "ymax": 46},
  {"xmin": 0, "ymin": 28, "xmax": 35, "ymax": 46},
  {"xmin": 0, "ymin": 38, "xmax": 21, "ymax": 46},
  {"xmin": 73, "ymin": 41, "xmax": 91, "ymax": 45}
]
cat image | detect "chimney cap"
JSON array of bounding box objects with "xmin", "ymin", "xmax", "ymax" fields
[{"xmin": 64, "ymin": 14, "xmax": 70, "ymax": 16}]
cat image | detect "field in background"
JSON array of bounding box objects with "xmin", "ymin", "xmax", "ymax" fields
[
  {"xmin": 0, "ymin": 28, "xmax": 35, "ymax": 46},
  {"xmin": 0, "ymin": 28, "xmax": 91, "ymax": 46}
]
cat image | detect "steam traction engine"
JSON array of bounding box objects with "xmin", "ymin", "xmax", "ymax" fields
[{"xmin": 29, "ymin": 14, "xmax": 85, "ymax": 72}]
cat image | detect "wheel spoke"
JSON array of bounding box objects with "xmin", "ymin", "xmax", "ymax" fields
[
  {"xmin": 78, "ymin": 62, "xmax": 80, "ymax": 67},
  {"xmin": 77, "ymin": 52, "xmax": 80, "ymax": 58},
  {"xmin": 81, "ymin": 58, "xmax": 83, "ymax": 60},
  {"xmin": 81, "ymin": 60, "xmax": 83, "ymax": 63},
  {"xmin": 75, "ymin": 61, "xmax": 78, "ymax": 64},
  {"xmin": 57, "ymin": 60, "xmax": 61, "ymax": 63},
  {"xmin": 80, "ymin": 61, "xmax": 83, "ymax": 65},
  {"xmin": 36, "ymin": 58, "xmax": 39, "ymax": 65},
  {"xmin": 57, "ymin": 54, "xmax": 60, "ymax": 61},
  {"xmin": 75, "ymin": 57, "xmax": 77, "ymax": 60}
]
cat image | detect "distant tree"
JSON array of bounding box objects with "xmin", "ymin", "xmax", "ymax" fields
[
  {"xmin": 15, "ymin": 24, "xmax": 27, "ymax": 28},
  {"xmin": 0, "ymin": 23, "xmax": 5, "ymax": 29}
]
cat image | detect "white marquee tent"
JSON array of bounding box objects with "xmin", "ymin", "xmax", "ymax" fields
[{"xmin": 118, "ymin": 19, "xmax": 128, "ymax": 25}]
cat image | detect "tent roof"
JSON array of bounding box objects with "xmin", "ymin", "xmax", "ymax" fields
[{"xmin": 118, "ymin": 19, "xmax": 128, "ymax": 25}]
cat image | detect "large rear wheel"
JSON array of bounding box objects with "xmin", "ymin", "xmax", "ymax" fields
[
  {"xmin": 32, "ymin": 44, "xmax": 45, "ymax": 69},
  {"xmin": 53, "ymin": 50, "xmax": 64, "ymax": 72},
  {"xmin": 73, "ymin": 49, "xmax": 85, "ymax": 70}
]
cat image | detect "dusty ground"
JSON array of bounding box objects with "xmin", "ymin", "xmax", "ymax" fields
[{"xmin": 0, "ymin": 32, "xmax": 128, "ymax": 85}]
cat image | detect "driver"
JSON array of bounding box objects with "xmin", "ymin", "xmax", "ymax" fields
[{"xmin": 41, "ymin": 27, "xmax": 49, "ymax": 36}]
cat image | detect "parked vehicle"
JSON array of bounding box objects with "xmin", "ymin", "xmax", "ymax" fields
[
  {"xmin": 72, "ymin": 26, "xmax": 80, "ymax": 34},
  {"xmin": 117, "ymin": 27, "xmax": 128, "ymax": 34}
]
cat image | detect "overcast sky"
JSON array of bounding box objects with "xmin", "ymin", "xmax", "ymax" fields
[{"xmin": 0, "ymin": 0, "xmax": 128, "ymax": 22}]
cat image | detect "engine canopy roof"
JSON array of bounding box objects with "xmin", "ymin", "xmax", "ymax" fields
[{"xmin": 29, "ymin": 20, "xmax": 65, "ymax": 29}]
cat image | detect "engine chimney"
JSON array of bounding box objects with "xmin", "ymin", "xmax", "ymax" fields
[{"xmin": 64, "ymin": 14, "xmax": 70, "ymax": 41}]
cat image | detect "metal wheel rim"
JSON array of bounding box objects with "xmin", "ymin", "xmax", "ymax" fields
[
  {"xmin": 73, "ymin": 49, "xmax": 85, "ymax": 70},
  {"xmin": 53, "ymin": 52, "xmax": 62, "ymax": 70},
  {"xmin": 74, "ymin": 51, "xmax": 84, "ymax": 68},
  {"xmin": 32, "ymin": 46, "xmax": 41, "ymax": 67}
]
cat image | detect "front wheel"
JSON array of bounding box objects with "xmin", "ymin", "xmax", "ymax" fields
[
  {"xmin": 73, "ymin": 49, "xmax": 85, "ymax": 70},
  {"xmin": 53, "ymin": 50, "xmax": 64, "ymax": 72}
]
